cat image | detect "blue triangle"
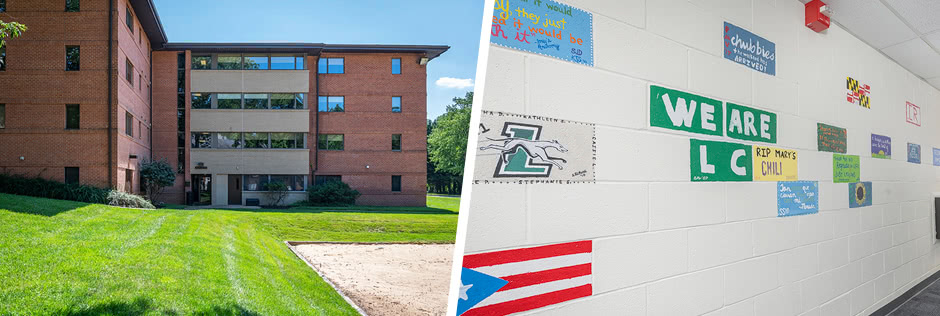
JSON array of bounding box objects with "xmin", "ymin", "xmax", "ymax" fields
[{"xmin": 457, "ymin": 267, "xmax": 508, "ymax": 315}]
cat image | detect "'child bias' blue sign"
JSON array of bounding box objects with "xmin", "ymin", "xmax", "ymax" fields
[{"xmin": 723, "ymin": 22, "xmax": 775, "ymax": 76}]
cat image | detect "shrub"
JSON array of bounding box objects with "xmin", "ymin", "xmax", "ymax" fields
[
  {"xmin": 140, "ymin": 159, "xmax": 176, "ymax": 202},
  {"xmin": 0, "ymin": 173, "xmax": 154, "ymax": 209},
  {"xmin": 107, "ymin": 190, "xmax": 155, "ymax": 209},
  {"xmin": 306, "ymin": 181, "xmax": 360, "ymax": 206},
  {"xmin": 262, "ymin": 181, "xmax": 289, "ymax": 206}
]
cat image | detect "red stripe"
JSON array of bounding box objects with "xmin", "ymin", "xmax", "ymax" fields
[
  {"xmin": 462, "ymin": 284, "xmax": 592, "ymax": 316},
  {"xmin": 498, "ymin": 263, "xmax": 591, "ymax": 291},
  {"xmin": 463, "ymin": 240, "xmax": 591, "ymax": 268}
]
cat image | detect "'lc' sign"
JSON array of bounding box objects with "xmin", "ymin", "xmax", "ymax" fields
[{"xmin": 907, "ymin": 102, "xmax": 921, "ymax": 127}]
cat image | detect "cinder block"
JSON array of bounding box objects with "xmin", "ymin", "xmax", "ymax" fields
[
  {"xmin": 647, "ymin": 268, "xmax": 724, "ymax": 316},
  {"xmin": 849, "ymin": 231, "xmax": 875, "ymax": 262},
  {"xmin": 799, "ymin": 213, "xmax": 834, "ymax": 246},
  {"xmin": 819, "ymin": 182, "xmax": 849, "ymax": 211},
  {"xmin": 726, "ymin": 182, "xmax": 776, "ymax": 222},
  {"xmin": 724, "ymin": 255, "xmax": 778, "ymax": 304},
  {"xmin": 817, "ymin": 294, "xmax": 849, "ymax": 316},
  {"xmin": 849, "ymin": 281, "xmax": 875, "ymax": 316},
  {"xmin": 528, "ymin": 286, "xmax": 646, "ymax": 315},
  {"xmin": 775, "ymin": 113, "xmax": 816, "ymax": 151},
  {"xmin": 753, "ymin": 216, "xmax": 799, "ymax": 256},
  {"xmin": 702, "ymin": 299, "xmax": 754, "ymax": 316},
  {"xmin": 798, "ymin": 151, "xmax": 833, "ymax": 182},
  {"xmin": 859, "ymin": 205, "xmax": 884, "ymax": 232},
  {"xmin": 464, "ymin": 184, "xmax": 527, "ymax": 253},
  {"xmin": 883, "ymin": 203, "xmax": 901, "ymax": 225},
  {"xmin": 885, "ymin": 245, "xmax": 904, "ymax": 271},
  {"xmin": 647, "ymin": 0, "xmax": 723, "ymax": 57},
  {"xmin": 528, "ymin": 183, "xmax": 649, "ymax": 244},
  {"xmin": 689, "ymin": 50, "xmax": 753, "ymax": 105},
  {"xmin": 754, "ymin": 283, "xmax": 801, "ymax": 316},
  {"xmin": 565, "ymin": 0, "xmax": 645, "ymax": 28},
  {"xmin": 873, "ymin": 271, "xmax": 895, "ymax": 302},
  {"xmin": 594, "ymin": 16, "xmax": 688, "ymax": 89},
  {"xmin": 831, "ymin": 209, "xmax": 860, "ymax": 239},
  {"xmin": 481, "ymin": 47, "xmax": 526, "ymax": 114},
  {"xmin": 650, "ymin": 182, "xmax": 726, "ymax": 230},
  {"xmin": 595, "ymin": 127, "xmax": 689, "ymax": 182},
  {"xmin": 593, "ymin": 230, "xmax": 688, "ymax": 293},
  {"xmin": 818, "ymin": 237, "xmax": 849, "ymax": 272},
  {"xmin": 861, "ymin": 252, "xmax": 885, "ymax": 284},
  {"xmin": 689, "ymin": 222, "xmax": 754, "ymax": 270},
  {"xmin": 778, "ymin": 244, "xmax": 818, "ymax": 284}
]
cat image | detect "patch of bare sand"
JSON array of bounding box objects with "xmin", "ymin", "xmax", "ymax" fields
[{"xmin": 293, "ymin": 243, "xmax": 453, "ymax": 316}]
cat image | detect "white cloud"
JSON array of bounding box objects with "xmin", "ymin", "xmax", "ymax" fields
[{"xmin": 435, "ymin": 77, "xmax": 474, "ymax": 89}]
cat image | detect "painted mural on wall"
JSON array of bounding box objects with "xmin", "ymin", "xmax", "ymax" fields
[
  {"xmin": 491, "ymin": 0, "xmax": 594, "ymax": 66},
  {"xmin": 846, "ymin": 77, "xmax": 871, "ymax": 109},
  {"xmin": 690, "ymin": 139, "xmax": 752, "ymax": 181},
  {"xmin": 459, "ymin": 240, "xmax": 593, "ymax": 315},
  {"xmin": 727, "ymin": 102, "xmax": 776, "ymax": 143},
  {"xmin": 474, "ymin": 110, "xmax": 595, "ymax": 184},
  {"xmin": 777, "ymin": 181, "xmax": 818, "ymax": 217},
  {"xmin": 650, "ymin": 85, "xmax": 724, "ymax": 136},
  {"xmin": 753, "ymin": 146, "xmax": 797, "ymax": 181},
  {"xmin": 870, "ymin": 134, "xmax": 891, "ymax": 159},
  {"xmin": 906, "ymin": 102, "xmax": 921, "ymax": 126},
  {"xmin": 833, "ymin": 154, "xmax": 860, "ymax": 183},
  {"xmin": 908, "ymin": 143, "xmax": 921, "ymax": 164},
  {"xmin": 817, "ymin": 123, "xmax": 847, "ymax": 153},
  {"xmin": 848, "ymin": 182, "xmax": 872, "ymax": 208},
  {"xmin": 723, "ymin": 22, "xmax": 776, "ymax": 76}
]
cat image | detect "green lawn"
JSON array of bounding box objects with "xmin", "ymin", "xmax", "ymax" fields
[{"xmin": 0, "ymin": 193, "xmax": 458, "ymax": 315}]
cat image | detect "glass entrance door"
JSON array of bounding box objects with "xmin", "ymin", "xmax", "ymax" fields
[{"xmin": 192, "ymin": 175, "xmax": 212, "ymax": 205}]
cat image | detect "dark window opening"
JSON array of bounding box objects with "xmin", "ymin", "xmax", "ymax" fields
[
  {"xmin": 317, "ymin": 58, "xmax": 344, "ymax": 74},
  {"xmin": 392, "ymin": 175, "xmax": 402, "ymax": 192},
  {"xmin": 125, "ymin": 111, "xmax": 133, "ymax": 137},
  {"xmin": 392, "ymin": 134, "xmax": 402, "ymax": 151},
  {"xmin": 125, "ymin": 6, "xmax": 134, "ymax": 32},
  {"xmin": 66, "ymin": 104, "xmax": 80, "ymax": 129},
  {"xmin": 314, "ymin": 175, "xmax": 342, "ymax": 186},
  {"xmin": 0, "ymin": 104, "xmax": 5, "ymax": 129},
  {"xmin": 317, "ymin": 134, "xmax": 344, "ymax": 150},
  {"xmin": 65, "ymin": 46, "xmax": 80, "ymax": 71},
  {"xmin": 126, "ymin": 58, "xmax": 134, "ymax": 86},
  {"xmin": 65, "ymin": 0, "xmax": 79, "ymax": 12},
  {"xmin": 0, "ymin": 46, "xmax": 6, "ymax": 71},
  {"xmin": 65, "ymin": 167, "xmax": 79, "ymax": 185}
]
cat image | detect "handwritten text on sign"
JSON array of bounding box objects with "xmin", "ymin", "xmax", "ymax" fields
[
  {"xmin": 818, "ymin": 123, "xmax": 847, "ymax": 153},
  {"xmin": 871, "ymin": 134, "xmax": 891, "ymax": 159},
  {"xmin": 777, "ymin": 181, "xmax": 818, "ymax": 217},
  {"xmin": 724, "ymin": 22, "xmax": 776, "ymax": 75},
  {"xmin": 492, "ymin": 0, "xmax": 593, "ymax": 66},
  {"xmin": 908, "ymin": 143, "xmax": 921, "ymax": 164},
  {"xmin": 753, "ymin": 146, "xmax": 797, "ymax": 181},
  {"xmin": 833, "ymin": 154, "xmax": 860, "ymax": 183}
]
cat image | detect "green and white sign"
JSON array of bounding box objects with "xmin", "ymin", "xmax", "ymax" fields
[
  {"xmin": 833, "ymin": 154, "xmax": 860, "ymax": 183},
  {"xmin": 726, "ymin": 102, "xmax": 776, "ymax": 143},
  {"xmin": 690, "ymin": 139, "xmax": 752, "ymax": 182},
  {"xmin": 651, "ymin": 85, "xmax": 724, "ymax": 136}
]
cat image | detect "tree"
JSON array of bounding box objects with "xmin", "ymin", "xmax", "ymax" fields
[
  {"xmin": 262, "ymin": 181, "xmax": 289, "ymax": 206},
  {"xmin": 0, "ymin": 20, "xmax": 28, "ymax": 67},
  {"xmin": 428, "ymin": 92, "xmax": 472, "ymax": 176},
  {"xmin": 139, "ymin": 159, "xmax": 175, "ymax": 203}
]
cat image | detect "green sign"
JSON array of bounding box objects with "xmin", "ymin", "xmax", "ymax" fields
[
  {"xmin": 690, "ymin": 139, "xmax": 752, "ymax": 181},
  {"xmin": 833, "ymin": 154, "xmax": 860, "ymax": 183},
  {"xmin": 726, "ymin": 102, "xmax": 776, "ymax": 143},
  {"xmin": 818, "ymin": 123, "xmax": 847, "ymax": 153},
  {"xmin": 651, "ymin": 85, "xmax": 723, "ymax": 136}
]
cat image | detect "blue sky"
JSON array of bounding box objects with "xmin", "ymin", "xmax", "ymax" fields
[{"xmin": 153, "ymin": 0, "xmax": 483, "ymax": 120}]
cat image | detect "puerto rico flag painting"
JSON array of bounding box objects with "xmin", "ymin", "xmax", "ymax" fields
[{"xmin": 458, "ymin": 240, "xmax": 593, "ymax": 315}]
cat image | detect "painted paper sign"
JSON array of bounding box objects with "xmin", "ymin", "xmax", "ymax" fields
[
  {"xmin": 906, "ymin": 102, "xmax": 921, "ymax": 126},
  {"xmin": 460, "ymin": 240, "xmax": 592, "ymax": 315},
  {"xmin": 833, "ymin": 154, "xmax": 860, "ymax": 183},
  {"xmin": 491, "ymin": 0, "xmax": 594, "ymax": 66},
  {"xmin": 848, "ymin": 182, "xmax": 873, "ymax": 208},
  {"xmin": 474, "ymin": 110, "xmax": 595, "ymax": 184},
  {"xmin": 870, "ymin": 134, "xmax": 891, "ymax": 159},
  {"xmin": 727, "ymin": 102, "xmax": 776, "ymax": 143},
  {"xmin": 753, "ymin": 145, "xmax": 797, "ymax": 181},
  {"xmin": 908, "ymin": 143, "xmax": 921, "ymax": 164},
  {"xmin": 846, "ymin": 77, "xmax": 871, "ymax": 108},
  {"xmin": 723, "ymin": 22, "xmax": 776, "ymax": 75},
  {"xmin": 934, "ymin": 148, "xmax": 940, "ymax": 166},
  {"xmin": 777, "ymin": 181, "xmax": 818, "ymax": 217},
  {"xmin": 650, "ymin": 85, "xmax": 724, "ymax": 136},
  {"xmin": 817, "ymin": 123, "xmax": 847, "ymax": 153},
  {"xmin": 691, "ymin": 139, "xmax": 752, "ymax": 182}
]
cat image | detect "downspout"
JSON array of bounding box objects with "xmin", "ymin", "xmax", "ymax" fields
[{"xmin": 106, "ymin": 0, "xmax": 114, "ymax": 188}]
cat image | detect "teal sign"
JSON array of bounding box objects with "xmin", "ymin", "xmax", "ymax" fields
[
  {"xmin": 690, "ymin": 139, "xmax": 752, "ymax": 182},
  {"xmin": 726, "ymin": 102, "xmax": 776, "ymax": 143},
  {"xmin": 651, "ymin": 85, "xmax": 724, "ymax": 136}
]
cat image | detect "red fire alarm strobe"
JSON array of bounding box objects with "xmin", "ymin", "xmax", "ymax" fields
[{"xmin": 805, "ymin": 0, "xmax": 831, "ymax": 32}]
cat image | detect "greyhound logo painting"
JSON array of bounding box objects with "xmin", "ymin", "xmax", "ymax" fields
[{"xmin": 474, "ymin": 110, "xmax": 595, "ymax": 184}]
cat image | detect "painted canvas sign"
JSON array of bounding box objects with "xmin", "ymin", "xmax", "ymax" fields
[
  {"xmin": 870, "ymin": 134, "xmax": 891, "ymax": 159},
  {"xmin": 691, "ymin": 139, "xmax": 752, "ymax": 182},
  {"xmin": 908, "ymin": 143, "xmax": 921, "ymax": 164},
  {"xmin": 848, "ymin": 182, "xmax": 873, "ymax": 208},
  {"xmin": 727, "ymin": 103, "xmax": 776, "ymax": 143},
  {"xmin": 650, "ymin": 85, "xmax": 724, "ymax": 136},
  {"xmin": 906, "ymin": 102, "xmax": 921, "ymax": 126},
  {"xmin": 934, "ymin": 148, "xmax": 940, "ymax": 166},
  {"xmin": 753, "ymin": 145, "xmax": 797, "ymax": 181},
  {"xmin": 833, "ymin": 154, "xmax": 860, "ymax": 183},
  {"xmin": 846, "ymin": 77, "xmax": 871, "ymax": 108},
  {"xmin": 474, "ymin": 110, "xmax": 595, "ymax": 184},
  {"xmin": 777, "ymin": 181, "xmax": 818, "ymax": 217},
  {"xmin": 817, "ymin": 123, "xmax": 847, "ymax": 153},
  {"xmin": 491, "ymin": 0, "xmax": 594, "ymax": 66},
  {"xmin": 723, "ymin": 22, "xmax": 776, "ymax": 75},
  {"xmin": 459, "ymin": 240, "xmax": 592, "ymax": 315}
]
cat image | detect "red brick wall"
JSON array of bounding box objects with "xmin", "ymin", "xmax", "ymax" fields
[
  {"xmin": 116, "ymin": 0, "xmax": 153, "ymax": 194},
  {"xmin": 315, "ymin": 53, "xmax": 428, "ymax": 206},
  {"xmin": 151, "ymin": 51, "xmax": 186, "ymax": 204}
]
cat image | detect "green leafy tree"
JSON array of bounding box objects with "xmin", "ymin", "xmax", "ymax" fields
[
  {"xmin": 428, "ymin": 92, "xmax": 472, "ymax": 176},
  {"xmin": 0, "ymin": 20, "xmax": 28, "ymax": 67},
  {"xmin": 139, "ymin": 159, "xmax": 175, "ymax": 202},
  {"xmin": 262, "ymin": 181, "xmax": 289, "ymax": 206}
]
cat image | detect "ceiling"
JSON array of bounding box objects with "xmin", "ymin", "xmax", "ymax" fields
[{"xmin": 801, "ymin": 0, "xmax": 940, "ymax": 90}]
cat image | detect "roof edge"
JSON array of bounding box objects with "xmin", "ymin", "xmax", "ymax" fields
[
  {"xmin": 157, "ymin": 43, "xmax": 450, "ymax": 60},
  {"xmin": 129, "ymin": 0, "xmax": 168, "ymax": 46}
]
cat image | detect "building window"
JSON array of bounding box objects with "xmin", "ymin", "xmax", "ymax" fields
[
  {"xmin": 0, "ymin": 46, "xmax": 6, "ymax": 71},
  {"xmin": 65, "ymin": 0, "xmax": 79, "ymax": 12},
  {"xmin": 392, "ymin": 134, "xmax": 402, "ymax": 151},
  {"xmin": 317, "ymin": 134, "xmax": 344, "ymax": 150},
  {"xmin": 177, "ymin": 53, "xmax": 186, "ymax": 174},
  {"xmin": 392, "ymin": 175, "xmax": 402, "ymax": 192},
  {"xmin": 271, "ymin": 133, "xmax": 305, "ymax": 149},
  {"xmin": 314, "ymin": 175, "xmax": 342, "ymax": 186},
  {"xmin": 65, "ymin": 167, "xmax": 79, "ymax": 184},
  {"xmin": 125, "ymin": 6, "xmax": 133, "ymax": 32},
  {"xmin": 125, "ymin": 111, "xmax": 133, "ymax": 137},
  {"xmin": 243, "ymin": 55, "xmax": 268, "ymax": 70},
  {"xmin": 243, "ymin": 93, "xmax": 268, "ymax": 109},
  {"xmin": 66, "ymin": 104, "xmax": 80, "ymax": 129},
  {"xmin": 191, "ymin": 132, "xmax": 211, "ymax": 148},
  {"xmin": 191, "ymin": 93, "xmax": 211, "ymax": 109},
  {"xmin": 0, "ymin": 0, "xmax": 5, "ymax": 12},
  {"xmin": 217, "ymin": 93, "xmax": 241, "ymax": 109},
  {"xmin": 271, "ymin": 93, "xmax": 304, "ymax": 109},
  {"xmin": 392, "ymin": 96, "xmax": 401, "ymax": 113},
  {"xmin": 192, "ymin": 55, "xmax": 211, "ymax": 70},
  {"xmin": 243, "ymin": 175, "xmax": 307, "ymax": 191},
  {"xmin": 125, "ymin": 58, "xmax": 134, "ymax": 86},
  {"xmin": 317, "ymin": 58, "xmax": 344, "ymax": 74},
  {"xmin": 65, "ymin": 46, "xmax": 80, "ymax": 71},
  {"xmin": 243, "ymin": 132, "xmax": 269, "ymax": 149},
  {"xmin": 271, "ymin": 54, "xmax": 305, "ymax": 70},
  {"xmin": 0, "ymin": 104, "xmax": 5, "ymax": 129},
  {"xmin": 392, "ymin": 58, "xmax": 401, "ymax": 74},
  {"xmin": 318, "ymin": 96, "xmax": 344, "ymax": 112},
  {"xmin": 217, "ymin": 54, "xmax": 241, "ymax": 70},
  {"xmin": 125, "ymin": 170, "xmax": 133, "ymax": 192}
]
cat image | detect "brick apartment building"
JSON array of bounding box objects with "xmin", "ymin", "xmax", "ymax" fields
[{"xmin": 0, "ymin": 0, "xmax": 447, "ymax": 206}]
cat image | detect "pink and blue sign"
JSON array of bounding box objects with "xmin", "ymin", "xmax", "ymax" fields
[
  {"xmin": 491, "ymin": 0, "xmax": 594, "ymax": 66},
  {"xmin": 724, "ymin": 22, "xmax": 775, "ymax": 75}
]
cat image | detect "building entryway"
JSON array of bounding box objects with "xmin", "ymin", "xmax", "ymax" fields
[
  {"xmin": 228, "ymin": 175, "xmax": 242, "ymax": 205},
  {"xmin": 192, "ymin": 175, "xmax": 212, "ymax": 205}
]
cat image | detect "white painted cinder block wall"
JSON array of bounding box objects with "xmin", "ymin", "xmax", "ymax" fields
[{"xmin": 466, "ymin": 0, "xmax": 940, "ymax": 315}]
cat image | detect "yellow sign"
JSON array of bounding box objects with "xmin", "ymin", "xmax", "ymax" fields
[{"xmin": 753, "ymin": 146, "xmax": 797, "ymax": 181}]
